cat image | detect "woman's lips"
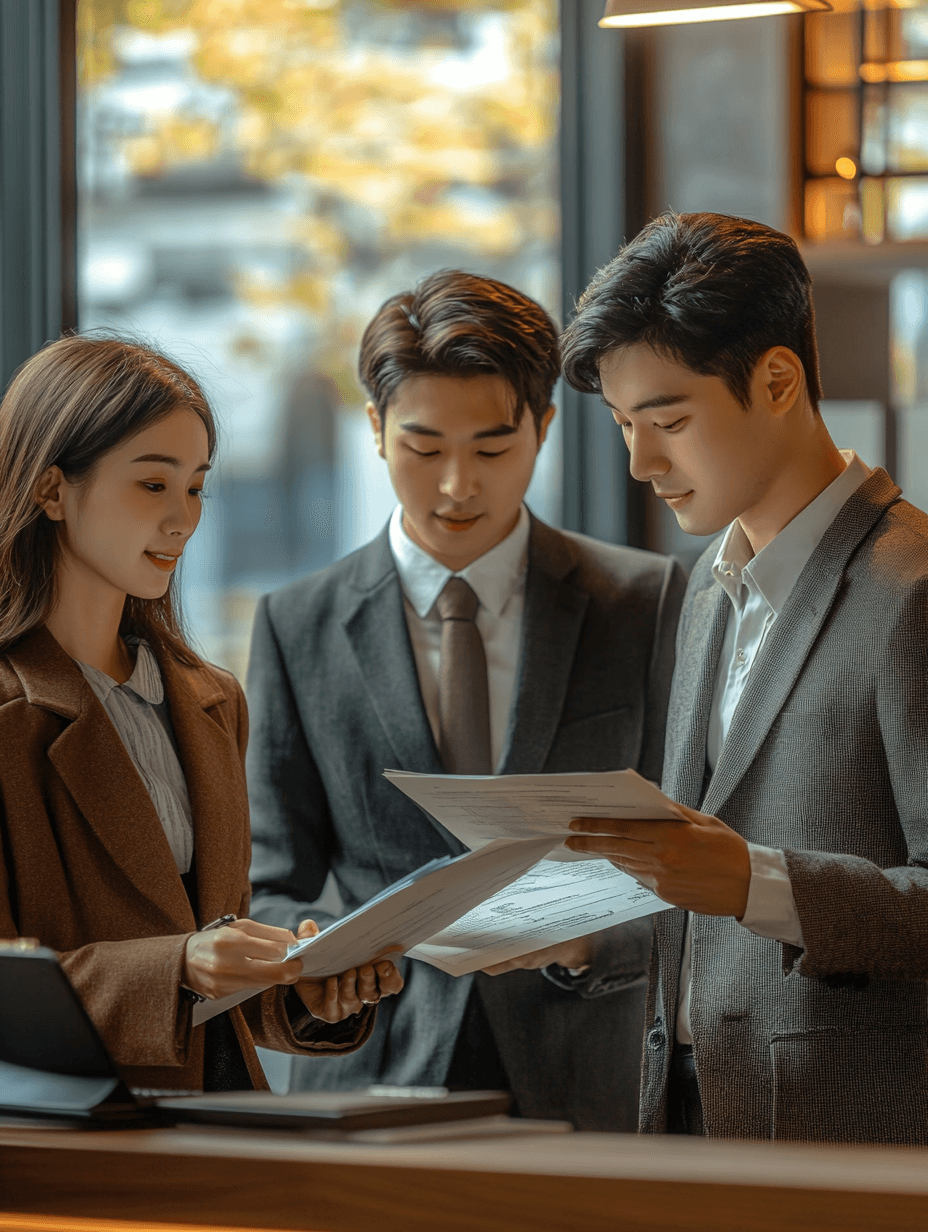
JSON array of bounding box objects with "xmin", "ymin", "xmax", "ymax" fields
[
  {"xmin": 436, "ymin": 513, "xmax": 482, "ymax": 533},
  {"xmin": 144, "ymin": 551, "xmax": 179, "ymax": 572}
]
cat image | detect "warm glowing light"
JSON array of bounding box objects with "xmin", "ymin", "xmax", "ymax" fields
[
  {"xmin": 835, "ymin": 157, "xmax": 857, "ymax": 179},
  {"xmin": 860, "ymin": 60, "xmax": 928, "ymax": 83},
  {"xmin": 600, "ymin": 1, "xmax": 805, "ymax": 25},
  {"xmin": 0, "ymin": 1220, "xmax": 319, "ymax": 1232}
]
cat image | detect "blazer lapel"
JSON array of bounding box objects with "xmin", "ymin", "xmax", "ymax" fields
[
  {"xmin": 11, "ymin": 628, "xmax": 193, "ymax": 929},
  {"xmin": 158, "ymin": 654, "xmax": 249, "ymax": 926},
  {"xmin": 703, "ymin": 468, "xmax": 901, "ymax": 819},
  {"xmin": 342, "ymin": 528, "xmax": 443, "ymax": 776},
  {"xmin": 498, "ymin": 518, "xmax": 590, "ymax": 775},
  {"xmin": 662, "ymin": 581, "xmax": 729, "ymax": 808}
]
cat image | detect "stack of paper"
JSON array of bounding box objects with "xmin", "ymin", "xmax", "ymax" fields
[
  {"xmin": 194, "ymin": 769, "xmax": 679, "ymax": 1020},
  {"xmin": 386, "ymin": 768, "xmax": 678, "ymax": 974}
]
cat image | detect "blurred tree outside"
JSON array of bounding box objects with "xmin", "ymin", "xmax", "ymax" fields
[{"xmin": 77, "ymin": 0, "xmax": 560, "ymax": 676}]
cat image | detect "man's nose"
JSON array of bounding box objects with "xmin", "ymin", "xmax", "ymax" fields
[
  {"xmin": 627, "ymin": 432, "xmax": 669, "ymax": 484},
  {"xmin": 439, "ymin": 457, "xmax": 478, "ymax": 502}
]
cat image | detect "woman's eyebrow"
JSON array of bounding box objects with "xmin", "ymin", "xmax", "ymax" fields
[{"xmin": 130, "ymin": 453, "xmax": 211, "ymax": 472}]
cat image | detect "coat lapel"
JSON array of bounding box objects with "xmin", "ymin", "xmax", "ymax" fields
[
  {"xmin": 342, "ymin": 528, "xmax": 443, "ymax": 776},
  {"xmin": 11, "ymin": 628, "xmax": 193, "ymax": 930},
  {"xmin": 662, "ymin": 580, "xmax": 729, "ymax": 809},
  {"xmin": 157, "ymin": 652, "xmax": 249, "ymax": 926},
  {"xmin": 703, "ymin": 468, "xmax": 901, "ymax": 819},
  {"xmin": 498, "ymin": 518, "xmax": 590, "ymax": 775}
]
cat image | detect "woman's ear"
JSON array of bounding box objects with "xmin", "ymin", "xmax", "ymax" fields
[{"xmin": 35, "ymin": 465, "xmax": 66, "ymax": 521}]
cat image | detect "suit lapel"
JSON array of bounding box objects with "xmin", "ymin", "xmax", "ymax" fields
[
  {"xmin": 342, "ymin": 528, "xmax": 443, "ymax": 776},
  {"xmin": 498, "ymin": 518, "xmax": 589, "ymax": 775},
  {"xmin": 12, "ymin": 629, "xmax": 193, "ymax": 929},
  {"xmin": 663, "ymin": 581, "xmax": 728, "ymax": 808},
  {"xmin": 158, "ymin": 654, "xmax": 249, "ymax": 926},
  {"xmin": 703, "ymin": 468, "xmax": 901, "ymax": 819}
]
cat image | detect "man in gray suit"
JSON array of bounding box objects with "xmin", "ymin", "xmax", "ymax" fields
[
  {"xmin": 562, "ymin": 211, "xmax": 928, "ymax": 1145},
  {"xmin": 247, "ymin": 270, "xmax": 685, "ymax": 1130}
]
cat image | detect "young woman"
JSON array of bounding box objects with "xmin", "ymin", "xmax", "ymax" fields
[{"xmin": 0, "ymin": 334, "xmax": 402, "ymax": 1092}]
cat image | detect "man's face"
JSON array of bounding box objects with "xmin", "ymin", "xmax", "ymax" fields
[
  {"xmin": 369, "ymin": 373, "xmax": 553, "ymax": 570},
  {"xmin": 599, "ymin": 344, "xmax": 781, "ymax": 539}
]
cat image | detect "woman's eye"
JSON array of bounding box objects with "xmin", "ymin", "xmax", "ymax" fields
[
  {"xmin": 408, "ymin": 447, "xmax": 440, "ymax": 458},
  {"xmin": 477, "ymin": 450, "xmax": 507, "ymax": 458},
  {"xmin": 661, "ymin": 418, "xmax": 686, "ymax": 432},
  {"xmin": 190, "ymin": 488, "xmax": 208, "ymax": 500},
  {"xmin": 143, "ymin": 482, "xmax": 166, "ymax": 493}
]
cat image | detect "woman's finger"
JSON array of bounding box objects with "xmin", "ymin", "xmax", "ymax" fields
[
  {"xmin": 334, "ymin": 969, "xmax": 363, "ymax": 1017},
  {"xmin": 356, "ymin": 963, "xmax": 380, "ymax": 1005},
  {"xmin": 374, "ymin": 961, "xmax": 404, "ymax": 996},
  {"xmin": 229, "ymin": 918, "xmax": 297, "ymax": 944},
  {"xmin": 213, "ymin": 929, "xmax": 298, "ymax": 964}
]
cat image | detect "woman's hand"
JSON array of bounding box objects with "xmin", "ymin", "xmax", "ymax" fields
[
  {"xmin": 290, "ymin": 919, "xmax": 405, "ymax": 1023},
  {"xmin": 183, "ymin": 918, "xmax": 302, "ymax": 1001}
]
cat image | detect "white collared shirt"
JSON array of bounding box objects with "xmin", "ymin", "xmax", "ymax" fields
[
  {"xmin": 76, "ymin": 641, "xmax": 195, "ymax": 873},
  {"xmin": 388, "ymin": 503, "xmax": 530, "ymax": 772},
  {"xmin": 675, "ymin": 451, "xmax": 873, "ymax": 1044}
]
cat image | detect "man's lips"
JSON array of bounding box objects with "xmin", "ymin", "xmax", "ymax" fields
[
  {"xmin": 435, "ymin": 512, "xmax": 483, "ymax": 532},
  {"xmin": 655, "ymin": 491, "xmax": 692, "ymax": 507},
  {"xmin": 144, "ymin": 551, "xmax": 180, "ymax": 571}
]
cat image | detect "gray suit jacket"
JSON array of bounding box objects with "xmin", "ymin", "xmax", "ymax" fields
[
  {"xmin": 247, "ymin": 514, "xmax": 685, "ymax": 1130},
  {"xmin": 640, "ymin": 470, "xmax": 928, "ymax": 1145}
]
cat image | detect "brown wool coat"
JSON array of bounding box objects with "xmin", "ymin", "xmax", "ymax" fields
[{"xmin": 0, "ymin": 626, "xmax": 373, "ymax": 1091}]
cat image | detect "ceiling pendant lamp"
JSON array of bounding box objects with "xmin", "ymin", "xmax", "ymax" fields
[{"xmin": 600, "ymin": 0, "xmax": 831, "ymax": 30}]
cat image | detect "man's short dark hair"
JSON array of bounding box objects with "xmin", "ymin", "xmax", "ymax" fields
[
  {"xmin": 358, "ymin": 269, "xmax": 561, "ymax": 433},
  {"xmin": 561, "ymin": 212, "xmax": 823, "ymax": 410}
]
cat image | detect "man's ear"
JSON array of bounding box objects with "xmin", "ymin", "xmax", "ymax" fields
[
  {"xmin": 35, "ymin": 465, "xmax": 67, "ymax": 521},
  {"xmin": 536, "ymin": 404, "xmax": 556, "ymax": 447},
  {"xmin": 757, "ymin": 347, "xmax": 804, "ymax": 417},
  {"xmin": 365, "ymin": 401, "xmax": 386, "ymax": 459}
]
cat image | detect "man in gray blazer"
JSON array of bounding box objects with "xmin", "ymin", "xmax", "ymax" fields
[
  {"xmin": 247, "ymin": 270, "xmax": 685, "ymax": 1131},
  {"xmin": 561, "ymin": 211, "xmax": 928, "ymax": 1145}
]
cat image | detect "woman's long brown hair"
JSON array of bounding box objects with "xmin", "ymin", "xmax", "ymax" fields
[{"xmin": 0, "ymin": 334, "xmax": 217, "ymax": 663}]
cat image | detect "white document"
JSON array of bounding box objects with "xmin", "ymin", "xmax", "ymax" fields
[
  {"xmin": 410, "ymin": 857, "xmax": 669, "ymax": 976},
  {"xmin": 384, "ymin": 767, "xmax": 681, "ymax": 861},
  {"xmin": 192, "ymin": 835, "xmax": 559, "ymax": 1025}
]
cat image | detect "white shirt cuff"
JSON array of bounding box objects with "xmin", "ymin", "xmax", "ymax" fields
[{"xmin": 739, "ymin": 843, "xmax": 805, "ymax": 948}]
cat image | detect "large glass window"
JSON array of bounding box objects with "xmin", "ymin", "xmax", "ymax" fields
[{"xmin": 77, "ymin": 0, "xmax": 561, "ymax": 678}]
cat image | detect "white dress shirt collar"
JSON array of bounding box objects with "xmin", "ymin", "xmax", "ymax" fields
[
  {"xmin": 712, "ymin": 450, "xmax": 872, "ymax": 615},
  {"xmin": 388, "ymin": 504, "xmax": 531, "ymax": 619},
  {"xmin": 76, "ymin": 638, "xmax": 165, "ymax": 705}
]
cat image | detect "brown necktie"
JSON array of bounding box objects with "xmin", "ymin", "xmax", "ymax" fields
[{"xmin": 436, "ymin": 577, "xmax": 492, "ymax": 775}]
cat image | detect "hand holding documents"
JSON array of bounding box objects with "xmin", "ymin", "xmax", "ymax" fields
[
  {"xmin": 386, "ymin": 768, "xmax": 680, "ymax": 975},
  {"xmin": 384, "ymin": 767, "xmax": 681, "ymax": 859},
  {"xmin": 192, "ymin": 834, "xmax": 558, "ymax": 1024}
]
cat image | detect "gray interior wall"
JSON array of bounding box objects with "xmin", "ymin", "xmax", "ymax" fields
[
  {"xmin": 644, "ymin": 16, "xmax": 795, "ymax": 562},
  {"xmin": 653, "ymin": 17, "xmax": 793, "ymax": 231}
]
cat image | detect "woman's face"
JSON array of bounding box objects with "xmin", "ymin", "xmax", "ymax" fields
[{"xmin": 45, "ymin": 408, "xmax": 211, "ymax": 603}]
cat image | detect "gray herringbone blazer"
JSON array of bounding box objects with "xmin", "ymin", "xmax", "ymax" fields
[
  {"xmin": 639, "ymin": 469, "xmax": 928, "ymax": 1145},
  {"xmin": 247, "ymin": 514, "xmax": 685, "ymax": 1131}
]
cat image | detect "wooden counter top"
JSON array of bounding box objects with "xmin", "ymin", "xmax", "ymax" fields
[{"xmin": 2, "ymin": 1122, "xmax": 928, "ymax": 1232}]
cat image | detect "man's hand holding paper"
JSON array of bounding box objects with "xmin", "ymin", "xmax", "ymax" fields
[
  {"xmin": 567, "ymin": 801, "xmax": 752, "ymax": 918},
  {"xmin": 387, "ymin": 768, "xmax": 681, "ymax": 976}
]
